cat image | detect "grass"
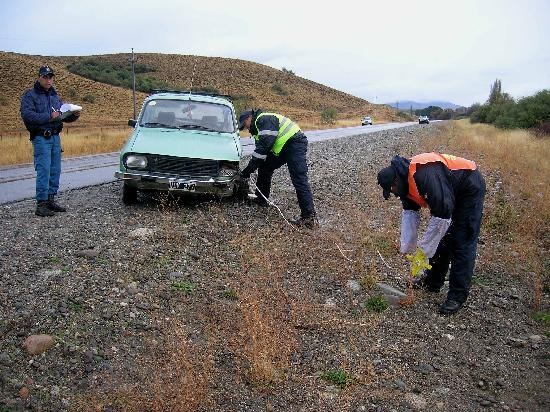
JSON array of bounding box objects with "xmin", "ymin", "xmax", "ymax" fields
[
  {"xmin": 321, "ymin": 369, "xmax": 354, "ymax": 388},
  {"xmin": 171, "ymin": 280, "xmax": 197, "ymax": 294},
  {"xmin": 222, "ymin": 289, "xmax": 238, "ymax": 300},
  {"xmin": 364, "ymin": 296, "xmax": 389, "ymax": 313},
  {"xmin": 0, "ymin": 127, "xmax": 131, "ymax": 166}
]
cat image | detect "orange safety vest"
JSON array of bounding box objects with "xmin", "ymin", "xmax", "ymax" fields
[{"xmin": 407, "ymin": 153, "xmax": 477, "ymax": 207}]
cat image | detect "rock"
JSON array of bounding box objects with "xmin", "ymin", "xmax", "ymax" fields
[
  {"xmin": 188, "ymin": 251, "xmax": 200, "ymax": 260},
  {"xmin": 37, "ymin": 269, "xmax": 61, "ymax": 279},
  {"xmin": 529, "ymin": 335, "xmax": 543, "ymax": 343},
  {"xmin": 75, "ymin": 249, "xmax": 100, "ymax": 258},
  {"xmin": 168, "ymin": 271, "xmax": 183, "ymax": 278},
  {"xmin": 19, "ymin": 386, "xmax": 29, "ymax": 399},
  {"xmin": 405, "ymin": 393, "xmax": 427, "ymax": 410},
  {"xmin": 443, "ymin": 333, "xmax": 455, "ymax": 340},
  {"xmin": 324, "ymin": 297, "xmax": 336, "ymax": 308},
  {"xmin": 129, "ymin": 227, "xmax": 155, "ymax": 239},
  {"xmin": 508, "ymin": 337, "xmax": 528, "ymax": 348},
  {"xmin": 22, "ymin": 334, "xmax": 55, "ymax": 355},
  {"xmin": 346, "ymin": 279, "xmax": 362, "ymax": 292},
  {"xmin": 126, "ymin": 282, "xmax": 139, "ymax": 295},
  {"xmin": 0, "ymin": 352, "xmax": 11, "ymax": 364},
  {"xmin": 50, "ymin": 385, "xmax": 60, "ymax": 397},
  {"xmin": 394, "ymin": 379, "xmax": 406, "ymax": 390}
]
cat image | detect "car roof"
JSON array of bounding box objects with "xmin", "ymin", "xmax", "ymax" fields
[{"xmin": 146, "ymin": 90, "xmax": 233, "ymax": 107}]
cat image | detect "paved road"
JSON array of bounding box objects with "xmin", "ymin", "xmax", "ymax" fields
[{"xmin": 0, "ymin": 122, "xmax": 416, "ymax": 204}]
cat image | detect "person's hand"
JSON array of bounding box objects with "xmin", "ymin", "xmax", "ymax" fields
[
  {"xmin": 406, "ymin": 248, "xmax": 432, "ymax": 278},
  {"xmin": 240, "ymin": 158, "xmax": 259, "ymax": 179},
  {"xmin": 240, "ymin": 167, "xmax": 252, "ymax": 179},
  {"xmin": 51, "ymin": 110, "xmax": 61, "ymax": 120}
]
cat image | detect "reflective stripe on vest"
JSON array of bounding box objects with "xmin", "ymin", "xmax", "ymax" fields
[
  {"xmin": 407, "ymin": 153, "xmax": 477, "ymax": 207},
  {"xmin": 254, "ymin": 112, "xmax": 301, "ymax": 155}
]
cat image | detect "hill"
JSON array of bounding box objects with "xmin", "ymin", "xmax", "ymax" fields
[
  {"xmin": 385, "ymin": 100, "xmax": 462, "ymax": 110},
  {"xmin": 0, "ymin": 51, "xmax": 402, "ymax": 132}
]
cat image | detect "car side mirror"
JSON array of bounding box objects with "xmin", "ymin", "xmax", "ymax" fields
[{"xmin": 128, "ymin": 119, "xmax": 137, "ymax": 127}]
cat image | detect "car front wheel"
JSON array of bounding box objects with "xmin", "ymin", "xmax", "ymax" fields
[{"xmin": 122, "ymin": 183, "xmax": 138, "ymax": 204}]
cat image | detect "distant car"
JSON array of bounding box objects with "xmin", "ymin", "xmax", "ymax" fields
[
  {"xmin": 361, "ymin": 116, "xmax": 373, "ymax": 126},
  {"xmin": 418, "ymin": 115, "xmax": 430, "ymax": 124},
  {"xmin": 115, "ymin": 90, "xmax": 244, "ymax": 204}
]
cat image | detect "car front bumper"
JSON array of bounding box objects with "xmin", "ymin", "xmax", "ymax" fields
[{"xmin": 115, "ymin": 170, "xmax": 238, "ymax": 197}]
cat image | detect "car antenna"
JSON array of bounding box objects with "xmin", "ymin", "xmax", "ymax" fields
[{"xmin": 189, "ymin": 56, "xmax": 198, "ymax": 97}]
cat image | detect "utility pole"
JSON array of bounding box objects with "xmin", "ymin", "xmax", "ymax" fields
[{"xmin": 130, "ymin": 48, "xmax": 137, "ymax": 119}]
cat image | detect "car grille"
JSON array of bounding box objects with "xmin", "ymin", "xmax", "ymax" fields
[{"xmin": 146, "ymin": 155, "xmax": 219, "ymax": 177}]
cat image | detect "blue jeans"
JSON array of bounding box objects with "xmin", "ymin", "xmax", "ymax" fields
[{"xmin": 32, "ymin": 135, "xmax": 61, "ymax": 201}]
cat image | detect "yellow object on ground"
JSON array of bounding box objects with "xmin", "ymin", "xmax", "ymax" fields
[{"xmin": 406, "ymin": 248, "xmax": 432, "ymax": 278}]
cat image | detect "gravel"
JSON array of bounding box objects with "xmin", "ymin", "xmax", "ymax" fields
[{"xmin": 1, "ymin": 123, "xmax": 548, "ymax": 411}]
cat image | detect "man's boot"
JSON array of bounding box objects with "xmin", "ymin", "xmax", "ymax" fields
[
  {"xmin": 290, "ymin": 214, "xmax": 317, "ymax": 229},
  {"xmin": 36, "ymin": 200, "xmax": 55, "ymax": 217},
  {"xmin": 48, "ymin": 194, "xmax": 67, "ymax": 212}
]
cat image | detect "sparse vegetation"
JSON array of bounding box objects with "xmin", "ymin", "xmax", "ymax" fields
[
  {"xmin": 271, "ymin": 83, "xmax": 288, "ymax": 96},
  {"xmin": 82, "ymin": 93, "xmax": 96, "ymax": 103},
  {"xmin": 67, "ymin": 58, "xmax": 169, "ymax": 93},
  {"xmin": 320, "ymin": 108, "xmax": 338, "ymax": 124},
  {"xmin": 281, "ymin": 67, "xmax": 295, "ymax": 75},
  {"xmin": 364, "ymin": 295, "xmax": 389, "ymax": 313},
  {"xmin": 222, "ymin": 289, "xmax": 238, "ymax": 300},
  {"xmin": 171, "ymin": 280, "xmax": 197, "ymax": 293},
  {"xmin": 321, "ymin": 369, "xmax": 354, "ymax": 388}
]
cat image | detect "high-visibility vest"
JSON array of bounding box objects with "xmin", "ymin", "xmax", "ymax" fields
[
  {"xmin": 407, "ymin": 153, "xmax": 477, "ymax": 207},
  {"xmin": 254, "ymin": 112, "xmax": 301, "ymax": 155}
]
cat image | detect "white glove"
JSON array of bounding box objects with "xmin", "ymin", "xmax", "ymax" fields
[
  {"xmin": 400, "ymin": 210, "xmax": 420, "ymax": 254},
  {"xmin": 418, "ymin": 216, "xmax": 451, "ymax": 258}
]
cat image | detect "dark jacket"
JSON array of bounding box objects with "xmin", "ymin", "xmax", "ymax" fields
[
  {"xmin": 20, "ymin": 81, "xmax": 77, "ymax": 139},
  {"xmin": 391, "ymin": 155, "xmax": 481, "ymax": 219},
  {"xmin": 250, "ymin": 110, "xmax": 304, "ymax": 157}
]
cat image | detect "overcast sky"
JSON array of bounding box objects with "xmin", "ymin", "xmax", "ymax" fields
[{"xmin": 1, "ymin": 0, "xmax": 548, "ymax": 106}]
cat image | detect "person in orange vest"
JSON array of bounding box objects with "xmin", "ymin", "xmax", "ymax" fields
[{"xmin": 377, "ymin": 153, "xmax": 486, "ymax": 315}]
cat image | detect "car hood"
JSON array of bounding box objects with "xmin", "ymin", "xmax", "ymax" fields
[{"xmin": 129, "ymin": 128, "xmax": 240, "ymax": 161}]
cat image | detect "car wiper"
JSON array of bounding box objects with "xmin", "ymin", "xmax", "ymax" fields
[
  {"xmin": 176, "ymin": 124, "xmax": 213, "ymax": 131},
  {"xmin": 141, "ymin": 122, "xmax": 177, "ymax": 128}
]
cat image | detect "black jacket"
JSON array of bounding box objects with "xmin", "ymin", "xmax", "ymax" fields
[{"xmin": 391, "ymin": 155, "xmax": 480, "ymax": 219}]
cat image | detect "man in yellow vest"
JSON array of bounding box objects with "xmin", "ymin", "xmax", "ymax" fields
[
  {"xmin": 377, "ymin": 153, "xmax": 486, "ymax": 314},
  {"xmin": 239, "ymin": 109, "xmax": 316, "ymax": 228}
]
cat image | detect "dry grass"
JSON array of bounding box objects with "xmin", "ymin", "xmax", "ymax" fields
[
  {"xmin": 421, "ymin": 120, "xmax": 550, "ymax": 307},
  {"xmin": 0, "ymin": 127, "xmax": 131, "ymax": 166}
]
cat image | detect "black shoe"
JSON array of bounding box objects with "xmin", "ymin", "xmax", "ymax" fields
[
  {"xmin": 249, "ymin": 196, "xmax": 269, "ymax": 208},
  {"xmin": 48, "ymin": 195, "xmax": 67, "ymax": 212},
  {"xmin": 438, "ymin": 299, "xmax": 464, "ymax": 315},
  {"xmin": 290, "ymin": 215, "xmax": 317, "ymax": 229},
  {"xmin": 36, "ymin": 201, "xmax": 55, "ymax": 217}
]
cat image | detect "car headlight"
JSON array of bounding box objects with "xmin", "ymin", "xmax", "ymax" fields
[{"xmin": 124, "ymin": 154, "xmax": 148, "ymax": 169}]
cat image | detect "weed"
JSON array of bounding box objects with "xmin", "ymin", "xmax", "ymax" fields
[
  {"xmin": 48, "ymin": 256, "xmax": 62, "ymax": 265},
  {"xmin": 171, "ymin": 281, "xmax": 197, "ymax": 294},
  {"xmin": 364, "ymin": 296, "xmax": 389, "ymax": 313},
  {"xmin": 222, "ymin": 289, "xmax": 238, "ymax": 300},
  {"xmin": 533, "ymin": 311, "xmax": 550, "ymax": 325},
  {"xmin": 68, "ymin": 300, "xmax": 84, "ymax": 312},
  {"xmin": 320, "ymin": 108, "xmax": 338, "ymax": 124},
  {"xmin": 472, "ymin": 273, "xmax": 490, "ymax": 286},
  {"xmin": 321, "ymin": 369, "xmax": 354, "ymax": 388}
]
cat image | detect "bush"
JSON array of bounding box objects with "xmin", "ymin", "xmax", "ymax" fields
[
  {"xmin": 321, "ymin": 369, "xmax": 353, "ymax": 388},
  {"xmin": 192, "ymin": 85, "xmax": 220, "ymax": 95},
  {"xmin": 282, "ymin": 67, "xmax": 295, "ymax": 75},
  {"xmin": 320, "ymin": 108, "xmax": 338, "ymax": 124},
  {"xmin": 364, "ymin": 295, "xmax": 389, "ymax": 313},
  {"xmin": 82, "ymin": 93, "xmax": 95, "ymax": 103},
  {"xmin": 271, "ymin": 83, "xmax": 288, "ymax": 96}
]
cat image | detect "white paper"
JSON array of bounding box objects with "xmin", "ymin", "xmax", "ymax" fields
[{"xmin": 59, "ymin": 103, "xmax": 82, "ymax": 113}]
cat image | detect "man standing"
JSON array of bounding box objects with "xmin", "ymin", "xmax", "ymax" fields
[
  {"xmin": 377, "ymin": 153, "xmax": 486, "ymax": 315},
  {"xmin": 20, "ymin": 66, "xmax": 80, "ymax": 217},
  {"xmin": 239, "ymin": 109, "xmax": 316, "ymax": 228}
]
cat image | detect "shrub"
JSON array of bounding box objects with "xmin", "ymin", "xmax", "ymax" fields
[
  {"xmin": 192, "ymin": 85, "xmax": 220, "ymax": 95},
  {"xmin": 67, "ymin": 88, "xmax": 77, "ymax": 99},
  {"xmin": 364, "ymin": 295, "xmax": 389, "ymax": 313},
  {"xmin": 320, "ymin": 108, "xmax": 338, "ymax": 124},
  {"xmin": 171, "ymin": 281, "xmax": 197, "ymax": 294},
  {"xmin": 271, "ymin": 83, "xmax": 288, "ymax": 96},
  {"xmin": 281, "ymin": 67, "xmax": 295, "ymax": 75},
  {"xmin": 321, "ymin": 369, "xmax": 353, "ymax": 388},
  {"xmin": 82, "ymin": 93, "xmax": 95, "ymax": 103}
]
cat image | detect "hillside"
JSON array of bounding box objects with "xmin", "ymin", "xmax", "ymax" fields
[
  {"xmin": 386, "ymin": 100, "xmax": 462, "ymax": 110},
  {"xmin": 0, "ymin": 51, "xmax": 401, "ymax": 132}
]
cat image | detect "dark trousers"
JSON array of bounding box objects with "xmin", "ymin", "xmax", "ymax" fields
[
  {"xmin": 255, "ymin": 135, "xmax": 315, "ymax": 218},
  {"xmin": 425, "ymin": 170, "xmax": 486, "ymax": 303}
]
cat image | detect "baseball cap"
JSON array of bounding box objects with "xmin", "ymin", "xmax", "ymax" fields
[
  {"xmin": 238, "ymin": 110, "xmax": 253, "ymax": 131},
  {"xmin": 377, "ymin": 166, "xmax": 396, "ymax": 200},
  {"xmin": 38, "ymin": 66, "xmax": 55, "ymax": 77}
]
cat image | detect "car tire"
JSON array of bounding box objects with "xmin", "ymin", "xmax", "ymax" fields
[{"xmin": 122, "ymin": 183, "xmax": 138, "ymax": 204}]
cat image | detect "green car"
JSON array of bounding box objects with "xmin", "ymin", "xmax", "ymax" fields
[{"xmin": 115, "ymin": 90, "xmax": 243, "ymax": 204}]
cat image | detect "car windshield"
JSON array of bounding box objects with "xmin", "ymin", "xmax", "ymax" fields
[{"xmin": 139, "ymin": 99, "xmax": 236, "ymax": 133}]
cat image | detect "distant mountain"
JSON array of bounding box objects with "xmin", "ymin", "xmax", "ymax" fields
[{"xmin": 385, "ymin": 100, "xmax": 462, "ymax": 110}]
